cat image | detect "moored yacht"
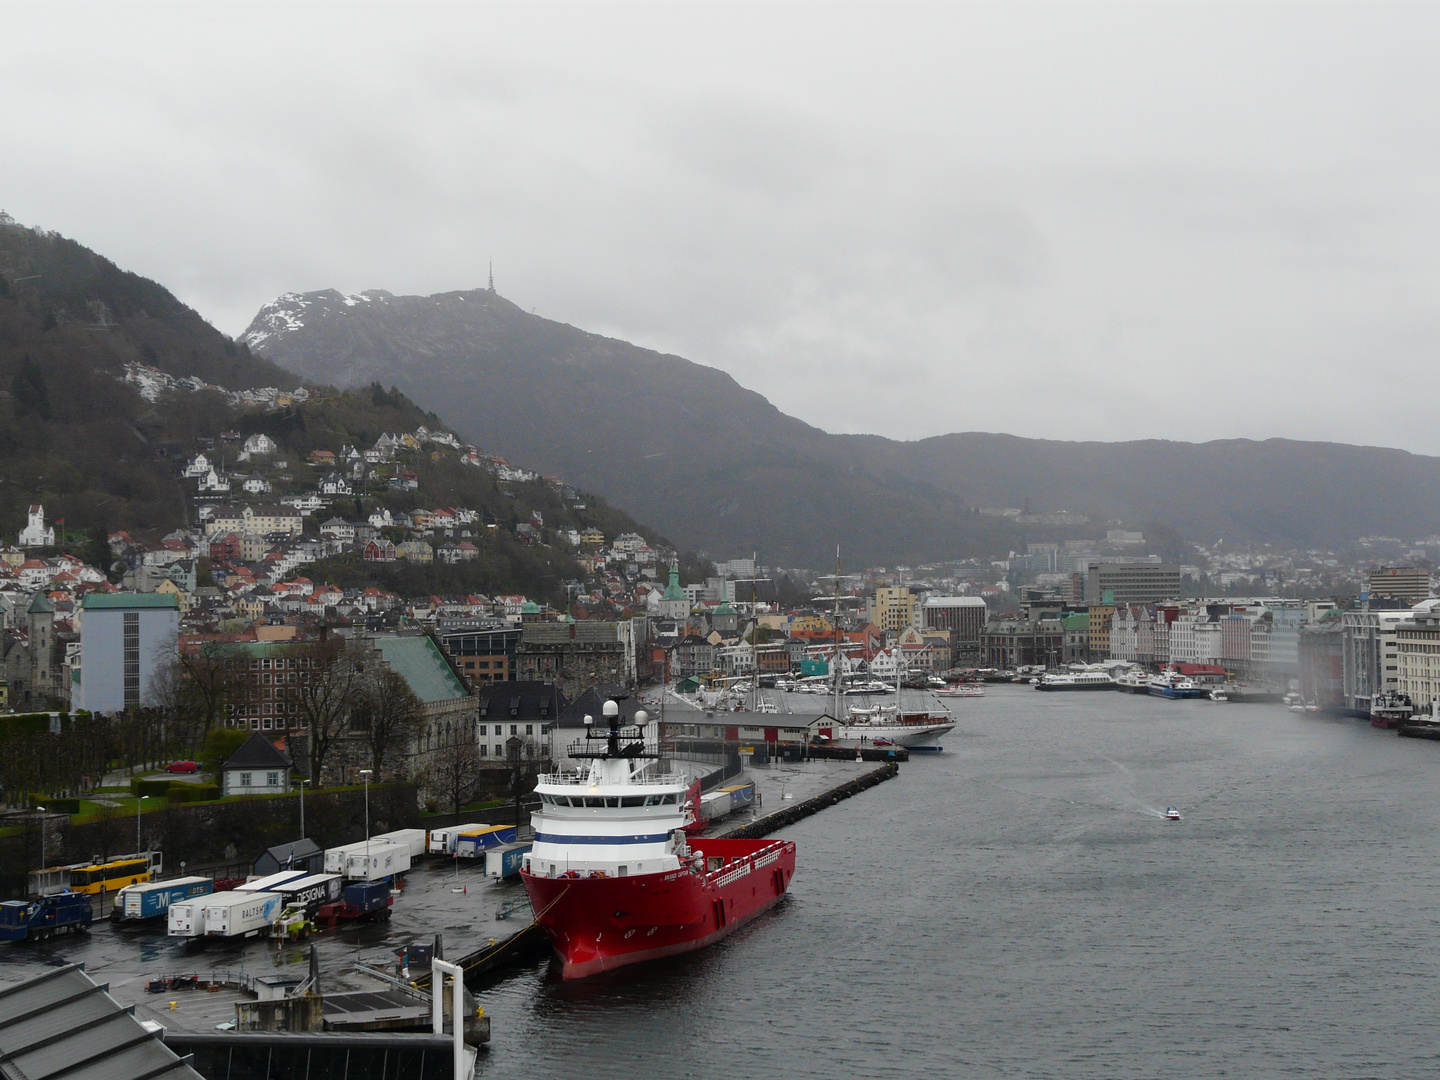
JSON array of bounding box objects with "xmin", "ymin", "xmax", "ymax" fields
[{"xmin": 1033, "ymin": 670, "xmax": 1116, "ymax": 691}]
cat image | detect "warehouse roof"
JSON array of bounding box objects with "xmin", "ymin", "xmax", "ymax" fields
[{"xmin": 0, "ymin": 964, "xmax": 202, "ymax": 1080}]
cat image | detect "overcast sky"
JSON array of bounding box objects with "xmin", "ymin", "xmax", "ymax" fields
[{"xmin": 7, "ymin": 2, "xmax": 1440, "ymax": 452}]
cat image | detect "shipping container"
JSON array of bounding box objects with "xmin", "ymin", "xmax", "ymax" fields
[
  {"xmin": 323, "ymin": 841, "xmax": 372, "ymax": 875},
  {"xmin": 485, "ymin": 842, "xmax": 532, "ymax": 881},
  {"xmin": 236, "ymin": 870, "xmax": 308, "ymax": 892},
  {"xmin": 269, "ymin": 873, "xmax": 343, "ymax": 914},
  {"xmin": 203, "ymin": 890, "xmax": 285, "ymax": 938},
  {"xmin": 167, "ymin": 899, "xmax": 206, "ymax": 938},
  {"xmin": 700, "ymin": 791, "xmax": 731, "ymax": 822},
  {"xmin": 316, "ymin": 880, "xmax": 393, "ymax": 927},
  {"xmin": 716, "ymin": 781, "xmax": 757, "ymax": 813},
  {"xmin": 454, "ymin": 824, "xmax": 518, "ymax": 858},
  {"xmin": 372, "ymin": 829, "xmax": 427, "ymax": 858},
  {"xmin": 427, "ymin": 823, "xmax": 488, "ymax": 854},
  {"xmin": 343, "ymin": 841, "xmax": 412, "ymax": 882},
  {"xmin": 116, "ymin": 876, "xmax": 213, "ymax": 921}
]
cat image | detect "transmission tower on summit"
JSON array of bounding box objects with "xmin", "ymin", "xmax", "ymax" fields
[{"xmin": 488, "ymin": 259, "xmax": 495, "ymax": 292}]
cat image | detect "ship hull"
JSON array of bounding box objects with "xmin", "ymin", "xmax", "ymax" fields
[{"xmin": 521, "ymin": 838, "xmax": 796, "ymax": 979}]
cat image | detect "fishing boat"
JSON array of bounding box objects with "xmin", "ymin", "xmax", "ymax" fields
[{"xmin": 521, "ymin": 701, "xmax": 796, "ymax": 979}]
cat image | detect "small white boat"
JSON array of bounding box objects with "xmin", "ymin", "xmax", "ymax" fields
[{"xmin": 1164, "ymin": 807, "xmax": 1181, "ymax": 821}]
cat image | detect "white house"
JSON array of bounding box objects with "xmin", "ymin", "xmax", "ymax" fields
[
  {"xmin": 242, "ymin": 473, "xmax": 271, "ymax": 494},
  {"xmin": 318, "ymin": 473, "xmax": 352, "ymax": 496},
  {"xmin": 243, "ymin": 434, "xmax": 277, "ymax": 456},
  {"xmin": 197, "ymin": 467, "xmax": 231, "ymax": 493},
  {"xmin": 219, "ymin": 732, "xmax": 293, "ymax": 796},
  {"xmin": 18, "ymin": 505, "xmax": 54, "ymax": 548},
  {"xmin": 182, "ymin": 454, "xmax": 211, "ymax": 478}
]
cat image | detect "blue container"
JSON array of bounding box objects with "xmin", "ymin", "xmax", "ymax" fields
[
  {"xmin": 342, "ymin": 881, "xmax": 392, "ymax": 914},
  {"xmin": 454, "ymin": 824, "xmax": 518, "ymax": 858}
]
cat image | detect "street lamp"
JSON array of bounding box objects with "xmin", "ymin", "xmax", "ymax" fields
[
  {"xmin": 35, "ymin": 806, "xmax": 45, "ymax": 872},
  {"xmin": 359, "ymin": 769, "xmax": 373, "ymax": 868},
  {"xmin": 298, "ymin": 778, "xmax": 311, "ymax": 841},
  {"xmin": 136, "ymin": 795, "xmax": 149, "ymax": 853}
]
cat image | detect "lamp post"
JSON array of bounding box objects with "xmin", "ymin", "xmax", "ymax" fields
[
  {"xmin": 298, "ymin": 778, "xmax": 310, "ymax": 841},
  {"xmin": 35, "ymin": 806, "xmax": 46, "ymax": 872},
  {"xmin": 136, "ymin": 795, "xmax": 149, "ymax": 853},
  {"xmin": 359, "ymin": 769, "xmax": 373, "ymax": 868}
]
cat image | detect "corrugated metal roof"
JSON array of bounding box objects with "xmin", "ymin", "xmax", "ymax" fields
[
  {"xmin": 0, "ymin": 964, "xmax": 202, "ymax": 1080},
  {"xmin": 375, "ymin": 635, "xmax": 469, "ymax": 704}
]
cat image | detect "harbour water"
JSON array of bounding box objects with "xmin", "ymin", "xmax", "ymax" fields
[{"xmin": 476, "ymin": 684, "xmax": 1440, "ymax": 1079}]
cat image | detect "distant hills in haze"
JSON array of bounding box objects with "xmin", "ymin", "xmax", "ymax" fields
[{"xmin": 243, "ymin": 285, "xmax": 1440, "ymax": 566}]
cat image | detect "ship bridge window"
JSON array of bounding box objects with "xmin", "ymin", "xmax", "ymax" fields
[
  {"xmin": 606, "ymin": 797, "xmax": 620, "ymax": 808},
  {"xmin": 583, "ymin": 796, "xmax": 604, "ymax": 808},
  {"xmin": 620, "ymin": 796, "xmax": 646, "ymax": 807}
]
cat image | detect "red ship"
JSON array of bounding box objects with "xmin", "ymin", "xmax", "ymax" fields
[{"xmin": 520, "ymin": 700, "xmax": 797, "ymax": 978}]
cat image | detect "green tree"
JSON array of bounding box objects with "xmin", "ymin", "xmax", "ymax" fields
[
  {"xmin": 199, "ymin": 727, "xmax": 249, "ymax": 779},
  {"xmin": 10, "ymin": 354, "xmax": 51, "ymax": 420}
]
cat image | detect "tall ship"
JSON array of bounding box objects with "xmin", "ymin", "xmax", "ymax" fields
[
  {"xmin": 520, "ymin": 700, "xmax": 797, "ymax": 979},
  {"xmin": 824, "ymin": 705, "xmax": 955, "ymax": 750}
]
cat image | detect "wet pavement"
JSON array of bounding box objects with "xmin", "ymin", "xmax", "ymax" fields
[{"xmin": 0, "ymin": 759, "xmax": 877, "ymax": 1034}]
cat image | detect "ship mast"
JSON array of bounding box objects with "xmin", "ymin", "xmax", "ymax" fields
[{"xmin": 833, "ymin": 544, "xmax": 842, "ymax": 721}]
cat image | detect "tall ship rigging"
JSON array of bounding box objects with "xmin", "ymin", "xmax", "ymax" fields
[{"xmin": 520, "ymin": 700, "xmax": 797, "ymax": 978}]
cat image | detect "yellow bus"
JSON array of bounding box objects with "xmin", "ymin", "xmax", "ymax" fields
[{"xmin": 69, "ymin": 857, "xmax": 151, "ymax": 895}]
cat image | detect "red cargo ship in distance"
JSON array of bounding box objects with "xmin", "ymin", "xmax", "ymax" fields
[{"xmin": 520, "ymin": 699, "xmax": 796, "ymax": 979}]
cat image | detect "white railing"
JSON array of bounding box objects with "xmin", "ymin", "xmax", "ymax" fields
[{"xmin": 537, "ymin": 771, "xmax": 589, "ymax": 786}]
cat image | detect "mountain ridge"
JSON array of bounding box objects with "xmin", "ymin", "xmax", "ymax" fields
[{"xmin": 243, "ymin": 285, "xmax": 1440, "ymax": 564}]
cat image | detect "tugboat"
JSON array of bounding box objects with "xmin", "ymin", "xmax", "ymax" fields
[
  {"xmin": 1165, "ymin": 807, "xmax": 1182, "ymax": 821},
  {"xmin": 520, "ymin": 700, "xmax": 797, "ymax": 979}
]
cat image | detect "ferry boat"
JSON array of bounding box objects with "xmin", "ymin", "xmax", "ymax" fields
[
  {"xmin": 1147, "ymin": 672, "xmax": 1206, "ymax": 699},
  {"xmin": 827, "ymin": 706, "xmax": 956, "ymax": 750},
  {"xmin": 1114, "ymin": 671, "xmax": 1150, "ymax": 694},
  {"xmin": 520, "ymin": 701, "xmax": 796, "ymax": 979},
  {"xmin": 1033, "ymin": 671, "xmax": 1115, "ymax": 692},
  {"xmin": 1369, "ymin": 691, "xmax": 1414, "ymax": 730}
]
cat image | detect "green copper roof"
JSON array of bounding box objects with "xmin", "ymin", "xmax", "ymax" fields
[
  {"xmin": 661, "ymin": 561, "xmax": 686, "ymax": 601},
  {"xmin": 26, "ymin": 592, "xmax": 53, "ymax": 614},
  {"xmin": 80, "ymin": 593, "xmax": 179, "ymax": 610},
  {"xmin": 374, "ymin": 635, "xmax": 469, "ymax": 704}
]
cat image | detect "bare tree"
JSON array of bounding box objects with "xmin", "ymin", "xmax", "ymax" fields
[
  {"xmin": 425, "ymin": 737, "xmax": 479, "ymax": 817},
  {"xmin": 150, "ymin": 638, "xmax": 255, "ymax": 751},
  {"xmin": 352, "ymin": 668, "xmax": 426, "ymax": 776},
  {"xmin": 279, "ymin": 636, "xmax": 371, "ymax": 785}
]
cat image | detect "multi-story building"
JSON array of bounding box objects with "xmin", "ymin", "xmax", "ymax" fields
[
  {"xmin": 205, "ymin": 504, "xmax": 303, "ymax": 539},
  {"xmin": 515, "ymin": 622, "xmax": 628, "ymax": 698},
  {"xmin": 922, "ymin": 597, "xmax": 987, "ymax": 665},
  {"xmin": 871, "ymin": 586, "xmax": 919, "ymax": 636},
  {"xmin": 980, "ymin": 617, "xmax": 1063, "ymax": 669},
  {"xmin": 437, "ymin": 625, "xmax": 521, "ymax": 685},
  {"xmin": 1087, "ymin": 604, "xmax": 1115, "ymax": 661},
  {"xmin": 1368, "ymin": 566, "xmax": 1430, "ymax": 606},
  {"xmin": 1062, "ymin": 612, "xmax": 1091, "ymax": 664},
  {"xmin": 1084, "ymin": 562, "xmax": 1181, "ymax": 605},
  {"xmin": 72, "ymin": 593, "xmax": 180, "ymax": 713},
  {"xmin": 1394, "ymin": 602, "xmax": 1440, "ymax": 710},
  {"xmin": 1342, "ymin": 608, "xmax": 1414, "ymax": 714}
]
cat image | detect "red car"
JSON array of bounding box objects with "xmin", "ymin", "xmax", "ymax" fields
[{"xmin": 165, "ymin": 760, "xmax": 199, "ymax": 773}]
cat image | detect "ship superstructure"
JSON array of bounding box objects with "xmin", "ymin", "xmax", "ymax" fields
[{"xmin": 521, "ymin": 699, "xmax": 796, "ymax": 978}]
